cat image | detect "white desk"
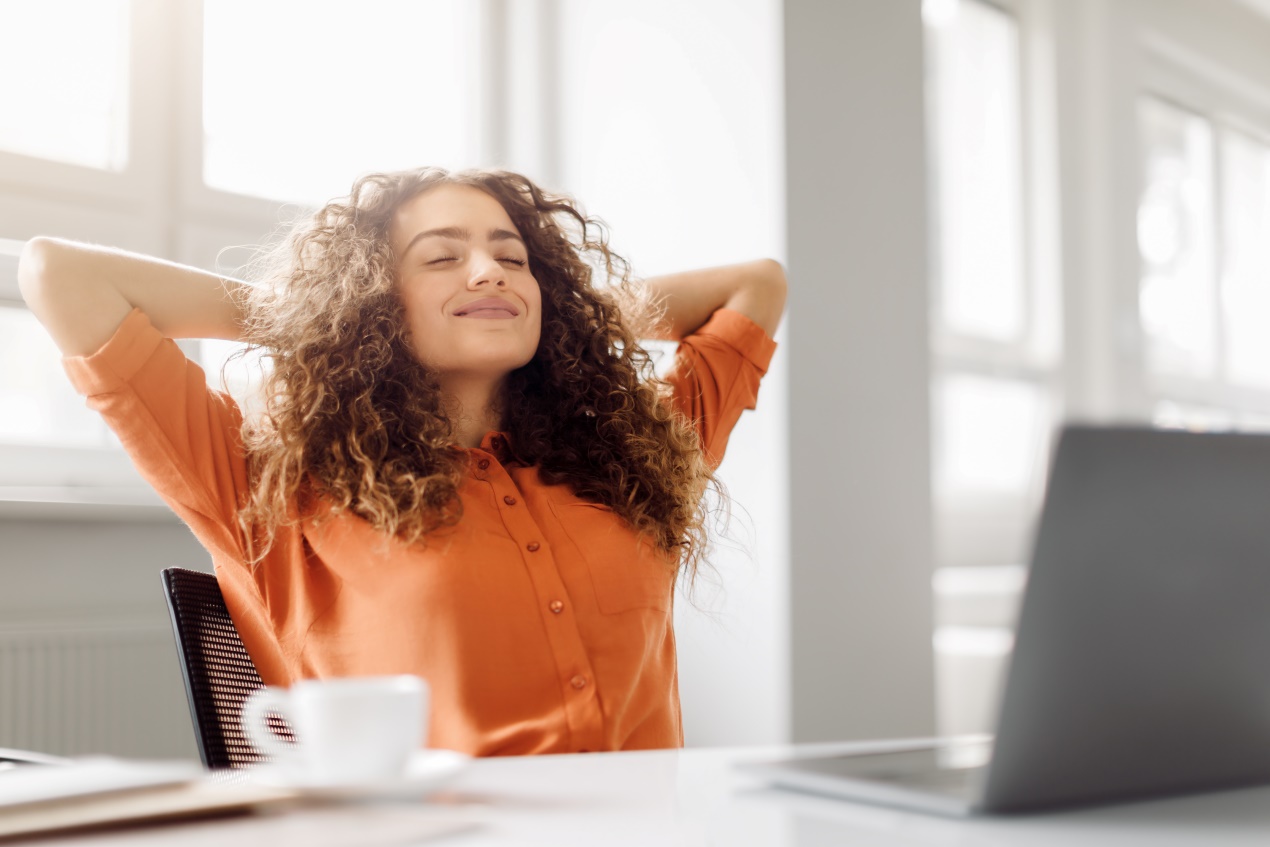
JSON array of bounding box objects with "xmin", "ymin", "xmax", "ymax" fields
[{"xmin": 32, "ymin": 741, "xmax": 1270, "ymax": 846}]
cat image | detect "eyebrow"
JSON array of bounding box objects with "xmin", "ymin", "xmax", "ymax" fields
[{"xmin": 401, "ymin": 226, "xmax": 525, "ymax": 258}]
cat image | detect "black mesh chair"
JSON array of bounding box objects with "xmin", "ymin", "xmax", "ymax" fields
[{"xmin": 161, "ymin": 567, "xmax": 293, "ymax": 769}]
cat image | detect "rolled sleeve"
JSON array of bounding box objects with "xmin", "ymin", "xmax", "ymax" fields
[
  {"xmin": 664, "ymin": 308, "xmax": 778, "ymax": 466},
  {"xmin": 62, "ymin": 308, "xmax": 166, "ymax": 396},
  {"xmin": 61, "ymin": 308, "xmax": 251, "ymax": 563}
]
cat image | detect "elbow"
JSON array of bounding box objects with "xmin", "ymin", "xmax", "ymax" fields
[
  {"xmin": 735, "ymin": 258, "xmax": 787, "ymax": 337},
  {"xmin": 17, "ymin": 236, "xmax": 60, "ymax": 308},
  {"xmin": 759, "ymin": 258, "xmax": 788, "ymax": 297},
  {"xmin": 758, "ymin": 257, "xmax": 788, "ymax": 319}
]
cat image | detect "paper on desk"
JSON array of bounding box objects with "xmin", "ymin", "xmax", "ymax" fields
[
  {"xmin": 0, "ymin": 758, "xmax": 300, "ymax": 841},
  {"xmin": 8, "ymin": 803, "xmax": 480, "ymax": 846},
  {"xmin": 0, "ymin": 759, "xmax": 478, "ymax": 844},
  {"xmin": 0, "ymin": 780, "xmax": 298, "ymax": 841},
  {"xmin": 0, "ymin": 758, "xmax": 199, "ymax": 808}
]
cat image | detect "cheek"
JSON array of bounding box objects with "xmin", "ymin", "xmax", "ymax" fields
[
  {"xmin": 396, "ymin": 290, "xmax": 447, "ymax": 358},
  {"xmin": 398, "ymin": 286, "xmax": 441, "ymax": 325},
  {"xmin": 526, "ymin": 280, "xmax": 544, "ymax": 317}
]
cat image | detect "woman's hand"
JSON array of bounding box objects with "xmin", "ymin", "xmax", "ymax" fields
[
  {"xmin": 18, "ymin": 237, "xmax": 248, "ymax": 356},
  {"xmin": 641, "ymin": 258, "xmax": 787, "ymax": 341}
]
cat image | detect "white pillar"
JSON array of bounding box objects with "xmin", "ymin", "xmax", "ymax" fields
[{"xmin": 784, "ymin": 0, "xmax": 937, "ymax": 741}]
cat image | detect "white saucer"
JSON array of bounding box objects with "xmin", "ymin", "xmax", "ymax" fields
[{"xmin": 246, "ymin": 749, "xmax": 470, "ymax": 800}]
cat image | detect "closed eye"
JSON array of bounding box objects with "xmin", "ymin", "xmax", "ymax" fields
[
  {"xmin": 426, "ymin": 256, "xmax": 457, "ymax": 265},
  {"xmin": 500, "ymin": 258, "xmax": 527, "ymax": 267}
]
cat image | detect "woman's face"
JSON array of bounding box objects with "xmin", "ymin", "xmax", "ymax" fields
[{"xmin": 390, "ymin": 183, "xmax": 542, "ymax": 382}]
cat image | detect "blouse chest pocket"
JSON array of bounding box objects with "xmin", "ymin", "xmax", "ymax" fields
[{"xmin": 551, "ymin": 500, "xmax": 675, "ymax": 615}]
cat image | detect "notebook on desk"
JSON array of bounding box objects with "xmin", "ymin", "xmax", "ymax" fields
[
  {"xmin": 0, "ymin": 758, "xmax": 293, "ymax": 840},
  {"xmin": 744, "ymin": 425, "xmax": 1270, "ymax": 816}
]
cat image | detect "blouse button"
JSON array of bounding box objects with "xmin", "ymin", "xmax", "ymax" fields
[
  {"xmin": 570, "ymin": 674, "xmax": 588, "ymax": 690},
  {"xmin": 477, "ymin": 459, "xmax": 490, "ymax": 470},
  {"xmin": 503, "ymin": 495, "xmax": 517, "ymax": 506},
  {"xmin": 527, "ymin": 541, "xmax": 540, "ymax": 552},
  {"xmin": 549, "ymin": 600, "xmax": 564, "ymax": 614}
]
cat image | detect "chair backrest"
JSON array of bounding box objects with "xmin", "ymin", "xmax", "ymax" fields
[{"xmin": 160, "ymin": 567, "xmax": 292, "ymax": 769}]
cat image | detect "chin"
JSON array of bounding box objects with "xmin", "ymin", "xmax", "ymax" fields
[
  {"xmin": 428, "ymin": 350, "xmax": 538, "ymax": 376},
  {"xmin": 413, "ymin": 337, "xmax": 538, "ymax": 372},
  {"xmin": 475, "ymin": 342, "xmax": 539, "ymax": 373}
]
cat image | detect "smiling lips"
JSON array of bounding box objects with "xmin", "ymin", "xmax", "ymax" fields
[{"xmin": 453, "ymin": 297, "xmax": 520, "ymax": 319}]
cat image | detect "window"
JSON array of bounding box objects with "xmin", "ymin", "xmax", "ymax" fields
[
  {"xmin": 924, "ymin": 0, "xmax": 1059, "ymax": 736},
  {"xmin": 0, "ymin": 2, "xmax": 486, "ymax": 496},
  {"xmin": 1138, "ymin": 98, "xmax": 1217, "ymax": 382},
  {"xmin": 0, "ymin": 238, "xmax": 140, "ymax": 495},
  {"xmin": 0, "ymin": 307, "xmax": 114, "ymax": 448},
  {"xmin": 196, "ymin": 0, "xmax": 483, "ymax": 405},
  {"xmin": 926, "ymin": 0, "xmax": 1025, "ymax": 343},
  {"xmin": 1220, "ymin": 130, "xmax": 1270, "ymax": 389},
  {"xmin": 1138, "ymin": 96, "xmax": 1270, "ymax": 426},
  {"xmin": 202, "ymin": 0, "xmax": 478, "ymax": 205},
  {"xmin": 934, "ymin": 374, "xmax": 1050, "ymax": 505},
  {"xmin": 0, "ymin": 240, "xmax": 110, "ymax": 447},
  {"xmin": 926, "ymin": 3, "xmax": 1270, "ymax": 739},
  {"xmin": 0, "ymin": 1, "xmax": 130, "ymax": 171}
]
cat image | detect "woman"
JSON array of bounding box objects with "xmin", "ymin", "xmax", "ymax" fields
[{"xmin": 18, "ymin": 167, "xmax": 786, "ymax": 756}]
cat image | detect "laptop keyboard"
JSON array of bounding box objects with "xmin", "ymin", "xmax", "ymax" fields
[
  {"xmin": 788, "ymin": 751, "xmax": 988, "ymax": 801},
  {"xmin": 866, "ymin": 764, "xmax": 983, "ymax": 798}
]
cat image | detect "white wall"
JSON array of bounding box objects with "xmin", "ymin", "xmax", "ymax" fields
[
  {"xmin": 0, "ymin": 513, "xmax": 206, "ymax": 757},
  {"xmin": 554, "ymin": 0, "xmax": 790, "ymax": 748}
]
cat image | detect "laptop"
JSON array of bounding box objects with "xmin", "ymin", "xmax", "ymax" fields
[{"xmin": 743, "ymin": 425, "xmax": 1270, "ymax": 815}]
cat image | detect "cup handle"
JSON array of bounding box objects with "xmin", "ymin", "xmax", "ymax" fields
[{"xmin": 242, "ymin": 687, "xmax": 298, "ymax": 764}]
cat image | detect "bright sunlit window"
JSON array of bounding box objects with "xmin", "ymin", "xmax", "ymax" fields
[
  {"xmin": 0, "ymin": 0, "xmax": 130, "ymax": 170},
  {"xmin": 925, "ymin": 0, "xmax": 1053, "ymax": 513},
  {"xmin": 1138, "ymin": 96, "xmax": 1270, "ymax": 423},
  {"xmin": 924, "ymin": 0, "xmax": 1055, "ymax": 738},
  {"xmin": 1220, "ymin": 130, "xmax": 1270, "ymax": 389},
  {"xmin": 934, "ymin": 374, "xmax": 1049, "ymax": 501},
  {"xmin": 202, "ymin": 0, "xmax": 478, "ymax": 205},
  {"xmin": 1137, "ymin": 97, "xmax": 1217, "ymax": 380},
  {"xmin": 925, "ymin": 0, "xmax": 1025, "ymax": 343},
  {"xmin": 0, "ymin": 306, "xmax": 113, "ymax": 448}
]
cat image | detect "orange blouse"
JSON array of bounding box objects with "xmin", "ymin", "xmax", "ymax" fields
[{"xmin": 64, "ymin": 307, "xmax": 777, "ymax": 756}]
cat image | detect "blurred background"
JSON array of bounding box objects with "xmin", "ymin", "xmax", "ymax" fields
[{"xmin": 1, "ymin": 0, "xmax": 1268, "ymax": 759}]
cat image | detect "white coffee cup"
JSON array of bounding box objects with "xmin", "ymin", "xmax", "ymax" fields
[{"xmin": 242, "ymin": 675, "xmax": 427, "ymax": 783}]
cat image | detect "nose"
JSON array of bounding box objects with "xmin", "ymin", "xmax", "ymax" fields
[{"xmin": 467, "ymin": 253, "xmax": 508, "ymax": 289}]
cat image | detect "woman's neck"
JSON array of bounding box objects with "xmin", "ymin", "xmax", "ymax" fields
[{"xmin": 440, "ymin": 376, "xmax": 506, "ymax": 449}]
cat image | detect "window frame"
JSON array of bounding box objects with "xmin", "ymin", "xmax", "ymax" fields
[
  {"xmin": 0, "ymin": 0, "xmax": 511, "ymax": 507},
  {"xmin": 1136, "ymin": 35, "xmax": 1270, "ymax": 422},
  {"xmin": 0, "ymin": 0, "xmax": 170, "ymax": 206},
  {"xmin": 929, "ymin": 0, "xmax": 1270, "ymax": 739},
  {"xmin": 926, "ymin": 0, "xmax": 1063, "ymax": 571},
  {"xmin": 925, "ymin": 0, "xmax": 1066, "ymax": 739}
]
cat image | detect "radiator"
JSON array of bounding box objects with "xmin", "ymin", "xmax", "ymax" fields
[{"xmin": 0, "ymin": 620, "xmax": 198, "ymax": 759}]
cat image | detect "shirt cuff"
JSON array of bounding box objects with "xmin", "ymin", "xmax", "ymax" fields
[
  {"xmin": 691, "ymin": 308, "xmax": 779, "ymax": 373},
  {"xmin": 61, "ymin": 308, "xmax": 166, "ymax": 396}
]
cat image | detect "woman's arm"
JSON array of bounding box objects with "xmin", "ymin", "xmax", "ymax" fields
[
  {"xmin": 17, "ymin": 237, "xmax": 247, "ymax": 356},
  {"xmin": 641, "ymin": 258, "xmax": 787, "ymax": 341}
]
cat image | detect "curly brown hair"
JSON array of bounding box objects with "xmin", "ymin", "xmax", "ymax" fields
[{"xmin": 236, "ymin": 167, "xmax": 717, "ymax": 582}]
